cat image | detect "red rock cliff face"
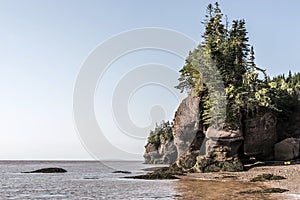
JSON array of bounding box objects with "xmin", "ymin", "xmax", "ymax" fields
[
  {"xmin": 143, "ymin": 92, "xmax": 203, "ymax": 164},
  {"xmin": 172, "ymin": 92, "xmax": 204, "ymax": 157},
  {"xmin": 144, "ymin": 91, "xmax": 300, "ymax": 167}
]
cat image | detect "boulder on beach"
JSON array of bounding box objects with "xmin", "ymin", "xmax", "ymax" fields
[{"xmin": 274, "ymin": 138, "xmax": 300, "ymax": 161}]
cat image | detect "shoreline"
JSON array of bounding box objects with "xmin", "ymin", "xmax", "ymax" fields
[{"xmin": 175, "ymin": 163, "xmax": 300, "ymax": 199}]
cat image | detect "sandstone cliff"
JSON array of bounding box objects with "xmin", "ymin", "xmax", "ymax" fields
[
  {"xmin": 143, "ymin": 121, "xmax": 177, "ymax": 164},
  {"xmin": 143, "ymin": 139, "xmax": 177, "ymax": 164},
  {"xmin": 172, "ymin": 92, "xmax": 204, "ymax": 156},
  {"xmin": 144, "ymin": 92, "xmax": 300, "ymax": 171}
]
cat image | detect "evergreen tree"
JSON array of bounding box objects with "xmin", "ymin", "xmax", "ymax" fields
[
  {"xmin": 177, "ymin": 3, "xmax": 272, "ymax": 130},
  {"xmin": 176, "ymin": 2, "xmax": 300, "ymax": 131}
]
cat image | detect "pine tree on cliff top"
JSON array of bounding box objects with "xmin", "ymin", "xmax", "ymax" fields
[{"xmin": 176, "ymin": 2, "xmax": 297, "ymax": 130}]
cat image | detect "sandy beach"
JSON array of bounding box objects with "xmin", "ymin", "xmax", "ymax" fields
[{"xmin": 175, "ymin": 162, "xmax": 300, "ymax": 199}]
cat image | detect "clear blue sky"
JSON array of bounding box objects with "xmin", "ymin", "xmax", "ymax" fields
[{"xmin": 0, "ymin": 0, "xmax": 299, "ymax": 160}]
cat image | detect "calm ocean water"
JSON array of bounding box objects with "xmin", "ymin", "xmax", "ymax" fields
[{"xmin": 0, "ymin": 161, "xmax": 179, "ymax": 200}]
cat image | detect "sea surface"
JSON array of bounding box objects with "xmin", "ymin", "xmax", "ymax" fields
[
  {"xmin": 0, "ymin": 161, "xmax": 179, "ymax": 199},
  {"xmin": 1, "ymin": 161, "xmax": 286, "ymax": 200}
]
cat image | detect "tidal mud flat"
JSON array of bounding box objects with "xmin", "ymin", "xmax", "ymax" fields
[
  {"xmin": 174, "ymin": 162, "xmax": 300, "ymax": 200},
  {"xmin": 175, "ymin": 179, "xmax": 275, "ymax": 200}
]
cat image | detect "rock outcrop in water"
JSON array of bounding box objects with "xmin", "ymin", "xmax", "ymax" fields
[
  {"xmin": 23, "ymin": 168, "xmax": 67, "ymax": 173},
  {"xmin": 112, "ymin": 170, "xmax": 132, "ymax": 174},
  {"xmin": 126, "ymin": 167, "xmax": 180, "ymax": 180}
]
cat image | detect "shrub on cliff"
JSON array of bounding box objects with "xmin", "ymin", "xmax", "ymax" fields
[{"xmin": 147, "ymin": 121, "xmax": 173, "ymax": 147}]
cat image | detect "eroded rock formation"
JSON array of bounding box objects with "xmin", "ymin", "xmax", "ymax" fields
[
  {"xmin": 143, "ymin": 139, "xmax": 177, "ymax": 164},
  {"xmin": 143, "ymin": 92, "xmax": 203, "ymax": 164},
  {"xmin": 172, "ymin": 92, "xmax": 204, "ymax": 156},
  {"xmin": 144, "ymin": 91, "xmax": 300, "ymax": 171},
  {"xmin": 193, "ymin": 127, "xmax": 244, "ymax": 172}
]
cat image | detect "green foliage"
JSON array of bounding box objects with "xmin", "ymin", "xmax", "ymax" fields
[
  {"xmin": 176, "ymin": 2, "xmax": 300, "ymax": 130},
  {"xmin": 147, "ymin": 121, "xmax": 173, "ymax": 146},
  {"xmin": 267, "ymin": 72, "xmax": 300, "ymax": 119}
]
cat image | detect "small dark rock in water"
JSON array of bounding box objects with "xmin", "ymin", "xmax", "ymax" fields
[
  {"xmin": 240, "ymin": 188, "xmax": 289, "ymax": 194},
  {"xmin": 23, "ymin": 167, "xmax": 67, "ymax": 173},
  {"xmin": 250, "ymin": 173, "xmax": 286, "ymax": 182},
  {"xmin": 142, "ymin": 167, "xmax": 167, "ymax": 172},
  {"xmin": 125, "ymin": 167, "xmax": 182, "ymax": 180},
  {"xmin": 84, "ymin": 176, "xmax": 99, "ymax": 179},
  {"xmin": 126, "ymin": 173, "xmax": 178, "ymax": 180},
  {"xmin": 112, "ymin": 170, "xmax": 131, "ymax": 174}
]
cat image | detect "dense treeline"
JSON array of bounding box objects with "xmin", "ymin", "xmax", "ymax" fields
[
  {"xmin": 146, "ymin": 2, "xmax": 300, "ymax": 145},
  {"xmin": 268, "ymin": 72, "xmax": 300, "ymax": 120},
  {"xmin": 175, "ymin": 2, "xmax": 300, "ymax": 131}
]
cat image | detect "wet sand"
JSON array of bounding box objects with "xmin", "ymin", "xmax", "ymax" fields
[
  {"xmin": 175, "ymin": 179, "xmax": 276, "ymax": 199},
  {"xmin": 175, "ymin": 162, "xmax": 300, "ymax": 199}
]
